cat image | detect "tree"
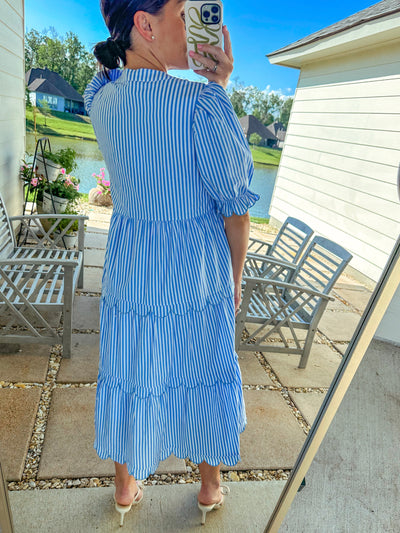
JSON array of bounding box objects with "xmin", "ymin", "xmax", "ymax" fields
[
  {"xmin": 38, "ymin": 99, "xmax": 51, "ymax": 126},
  {"xmin": 280, "ymin": 97, "xmax": 294, "ymax": 128},
  {"xmin": 25, "ymin": 28, "xmax": 97, "ymax": 95},
  {"xmin": 249, "ymin": 133, "xmax": 262, "ymax": 147},
  {"xmin": 227, "ymin": 78, "xmax": 248, "ymax": 117}
]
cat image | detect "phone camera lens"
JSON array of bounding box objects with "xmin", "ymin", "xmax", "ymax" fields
[
  {"xmin": 203, "ymin": 10, "xmax": 210, "ymax": 18},
  {"xmin": 211, "ymin": 6, "xmax": 218, "ymax": 13},
  {"xmin": 211, "ymin": 15, "xmax": 219, "ymax": 23}
]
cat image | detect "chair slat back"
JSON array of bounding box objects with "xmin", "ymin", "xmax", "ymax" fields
[
  {"xmin": 286, "ymin": 236, "xmax": 353, "ymax": 322},
  {"xmin": 269, "ymin": 217, "xmax": 313, "ymax": 264},
  {"xmin": 0, "ymin": 194, "xmax": 15, "ymax": 259}
]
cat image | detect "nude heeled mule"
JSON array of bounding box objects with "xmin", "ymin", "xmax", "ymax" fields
[
  {"xmin": 198, "ymin": 485, "xmax": 230, "ymax": 525},
  {"xmin": 114, "ymin": 485, "xmax": 143, "ymax": 527}
]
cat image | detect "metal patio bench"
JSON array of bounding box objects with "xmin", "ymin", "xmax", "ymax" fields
[
  {"xmin": 236, "ymin": 236, "xmax": 353, "ymax": 369},
  {"xmin": 0, "ymin": 194, "xmax": 88, "ymax": 358},
  {"xmin": 245, "ymin": 217, "xmax": 314, "ymax": 281}
]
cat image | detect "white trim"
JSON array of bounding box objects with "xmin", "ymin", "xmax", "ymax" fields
[{"xmin": 269, "ymin": 12, "xmax": 400, "ymax": 68}]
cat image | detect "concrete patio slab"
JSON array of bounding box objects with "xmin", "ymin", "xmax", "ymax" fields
[
  {"xmin": 57, "ymin": 334, "xmax": 99, "ymax": 383},
  {"xmin": 37, "ymin": 388, "xmax": 186, "ymax": 479},
  {"xmin": 222, "ymin": 390, "xmax": 307, "ymax": 471},
  {"xmin": 83, "ymin": 267, "xmax": 102, "ymax": 293},
  {"xmin": 264, "ymin": 344, "xmax": 342, "ymax": 388},
  {"xmin": 87, "ymin": 211, "xmax": 112, "ymax": 222},
  {"xmin": 84, "ymin": 248, "xmax": 105, "ymax": 268},
  {"xmin": 0, "ymin": 344, "xmax": 50, "ymax": 383},
  {"xmin": 289, "ymin": 391, "xmax": 327, "ymax": 426},
  {"xmin": 318, "ymin": 310, "xmax": 361, "ymax": 342},
  {"xmin": 8, "ymin": 481, "xmax": 286, "ymax": 532},
  {"xmin": 72, "ymin": 295, "xmax": 100, "ymax": 331},
  {"xmin": 334, "ymin": 286, "xmax": 372, "ymax": 312},
  {"xmin": 0, "ymin": 309, "xmax": 62, "ymax": 329},
  {"xmin": 327, "ymin": 297, "xmax": 352, "ymax": 312},
  {"xmin": 84, "ymin": 232, "xmax": 107, "ymax": 250},
  {"xmin": 238, "ymin": 351, "xmax": 274, "ymax": 386},
  {"xmin": 37, "ymin": 388, "xmax": 106, "ymax": 480},
  {"xmin": 0, "ymin": 388, "xmax": 41, "ymax": 481},
  {"xmin": 280, "ymin": 340, "xmax": 400, "ymax": 533},
  {"xmin": 86, "ymin": 220, "xmax": 111, "ymax": 232}
]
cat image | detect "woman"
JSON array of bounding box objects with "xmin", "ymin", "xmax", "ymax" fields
[{"xmin": 84, "ymin": 0, "xmax": 259, "ymax": 526}]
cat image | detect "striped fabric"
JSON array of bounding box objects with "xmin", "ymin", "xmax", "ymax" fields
[{"xmin": 84, "ymin": 68, "xmax": 259, "ymax": 479}]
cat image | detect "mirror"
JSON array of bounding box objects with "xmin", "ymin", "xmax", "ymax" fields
[{"xmin": 2, "ymin": 1, "xmax": 400, "ymax": 531}]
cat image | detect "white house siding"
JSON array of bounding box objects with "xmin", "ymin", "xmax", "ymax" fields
[
  {"xmin": 269, "ymin": 38, "xmax": 400, "ymax": 284},
  {"xmin": 0, "ymin": 0, "xmax": 25, "ymax": 216}
]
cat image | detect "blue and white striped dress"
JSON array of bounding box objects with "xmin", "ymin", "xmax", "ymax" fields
[{"xmin": 84, "ymin": 68, "xmax": 259, "ymax": 479}]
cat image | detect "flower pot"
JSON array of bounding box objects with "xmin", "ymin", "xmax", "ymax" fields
[
  {"xmin": 36, "ymin": 155, "xmax": 63, "ymax": 182},
  {"xmin": 43, "ymin": 192, "xmax": 69, "ymax": 214},
  {"xmin": 89, "ymin": 187, "xmax": 113, "ymax": 207},
  {"xmin": 36, "ymin": 200, "xmax": 53, "ymax": 234},
  {"xmin": 55, "ymin": 231, "xmax": 78, "ymax": 249}
]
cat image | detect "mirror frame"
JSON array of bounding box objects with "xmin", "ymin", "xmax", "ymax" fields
[{"xmin": 265, "ymin": 235, "xmax": 400, "ymax": 532}]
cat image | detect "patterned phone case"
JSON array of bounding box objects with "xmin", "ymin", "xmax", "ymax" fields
[{"xmin": 185, "ymin": 0, "xmax": 223, "ymax": 70}]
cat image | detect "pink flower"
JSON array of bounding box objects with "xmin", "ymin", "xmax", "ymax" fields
[
  {"xmin": 31, "ymin": 178, "xmax": 38, "ymax": 187},
  {"xmin": 96, "ymin": 190, "xmax": 102, "ymax": 195},
  {"xmin": 75, "ymin": 184, "xmax": 80, "ymax": 191},
  {"xmin": 92, "ymin": 173, "xmax": 97, "ymax": 178},
  {"xmin": 60, "ymin": 168, "xmax": 66, "ymax": 175},
  {"xmin": 100, "ymin": 167, "xmax": 105, "ymax": 172},
  {"xmin": 102, "ymin": 180, "xmax": 110, "ymax": 187}
]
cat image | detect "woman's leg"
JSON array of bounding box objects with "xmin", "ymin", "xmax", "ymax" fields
[
  {"xmin": 114, "ymin": 461, "xmax": 140, "ymax": 505},
  {"xmin": 198, "ymin": 461, "xmax": 222, "ymax": 505}
]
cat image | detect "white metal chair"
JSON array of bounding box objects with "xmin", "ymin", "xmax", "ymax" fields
[
  {"xmin": 0, "ymin": 194, "xmax": 87, "ymax": 357},
  {"xmin": 236, "ymin": 236, "xmax": 353, "ymax": 369}
]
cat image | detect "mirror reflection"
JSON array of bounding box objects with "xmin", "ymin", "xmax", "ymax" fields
[{"xmin": 1, "ymin": 0, "xmax": 399, "ymax": 531}]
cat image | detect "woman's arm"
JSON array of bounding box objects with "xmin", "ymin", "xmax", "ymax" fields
[{"xmin": 222, "ymin": 212, "xmax": 250, "ymax": 315}]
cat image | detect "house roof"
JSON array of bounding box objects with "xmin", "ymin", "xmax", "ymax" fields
[
  {"xmin": 266, "ymin": 121, "xmax": 287, "ymax": 141},
  {"xmin": 26, "ymin": 68, "xmax": 84, "ymax": 103},
  {"xmin": 28, "ymin": 78, "xmax": 65, "ymax": 98},
  {"xmin": 239, "ymin": 115, "xmax": 278, "ymax": 141},
  {"xmin": 268, "ymin": 0, "xmax": 400, "ymax": 58}
]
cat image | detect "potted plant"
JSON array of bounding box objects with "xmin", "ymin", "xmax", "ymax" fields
[
  {"xmin": 42, "ymin": 171, "xmax": 81, "ymax": 214},
  {"xmin": 20, "ymin": 157, "xmax": 46, "ymax": 207},
  {"xmin": 52, "ymin": 207, "xmax": 80, "ymax": 249},
  {"xmin": 36, "ymin": 148, "xmax": 77, "ymax": 182}
]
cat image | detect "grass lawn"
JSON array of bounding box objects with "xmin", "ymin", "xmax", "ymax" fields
[
  {"xmin": 26, "ymin": 108, "xmax": 96, "ymax": 141},
  {"xmin": 250, "ymin": 145, "xmax": 282, "ymax": 166}
]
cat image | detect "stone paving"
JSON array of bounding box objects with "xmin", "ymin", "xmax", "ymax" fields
[{"xmin": 0, "ymin": 207, "xmax": 372, "ymax": 495}]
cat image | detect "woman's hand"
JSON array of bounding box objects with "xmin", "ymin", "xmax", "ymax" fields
[
  {"xmin": 189, "ymin": 25, "xmax": 233, "ymax": 89},
  {"xmin": 234, "ymin": 280, "xmax": 242, "ymax": 317}
]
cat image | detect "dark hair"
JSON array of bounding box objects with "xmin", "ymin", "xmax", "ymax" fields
[{"xmin": 93, "ymin": 0, "xmax": 170, "ymax": 70}]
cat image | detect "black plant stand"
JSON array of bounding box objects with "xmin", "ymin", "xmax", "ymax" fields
[{"xmin": 18, "ymin": 136, "xmax": 64, "ymax": 247}]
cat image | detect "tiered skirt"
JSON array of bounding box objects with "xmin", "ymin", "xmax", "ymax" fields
[{"xmin": 94, "ymin": 210, "xmax": 247, "ymax": 479}]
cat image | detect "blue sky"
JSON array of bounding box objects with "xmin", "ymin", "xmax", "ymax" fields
[{"xmin": 25, "ymin": 0, "xmax": 376, "ymax": 95}]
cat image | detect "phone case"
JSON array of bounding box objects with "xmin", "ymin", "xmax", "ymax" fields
[{"xmin": 185, "ymin": 0, "xmax": 223, "ymax": 70}]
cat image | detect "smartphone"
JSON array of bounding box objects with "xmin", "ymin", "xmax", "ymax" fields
[{"xmin": 185, "ymin": 0, "xmax": 223, "ymax": 70}]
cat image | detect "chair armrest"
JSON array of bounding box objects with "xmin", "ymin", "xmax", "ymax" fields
[
  {"xmin": 248, "ymin": 237, "xmax": 272, "ymax": 254},
  {"xmin": 242, "ymin": 275, "xmax": 335, "ymax": 301},
  {"xmin": 245, "ymin": 252, "xmax": 296, "ymax": 271},
  {"xmin": 10, "ymin": 214, "xmax": 89, "ymax": 221},
  {"xmin": 0, "ymin": 258, "xmax": 79, "ymax": 268}
]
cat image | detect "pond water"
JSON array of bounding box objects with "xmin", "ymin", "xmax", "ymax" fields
[{"xmin": 26, "ymin": 134, "xmax": 277, "ymax": 219}]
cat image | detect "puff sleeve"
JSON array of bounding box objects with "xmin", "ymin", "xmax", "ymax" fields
[
  {"xmin": 193, "ymin": 81, "xmax": 260, "ymax": 216},
  {"xmin": 83, "ymin": 69, "xmax": 123, "ymax": 116}
]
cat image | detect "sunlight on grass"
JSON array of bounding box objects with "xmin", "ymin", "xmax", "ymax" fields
[{"xmin": 26, "ymin": 109, "xmax": 96, "ymax": 141}]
